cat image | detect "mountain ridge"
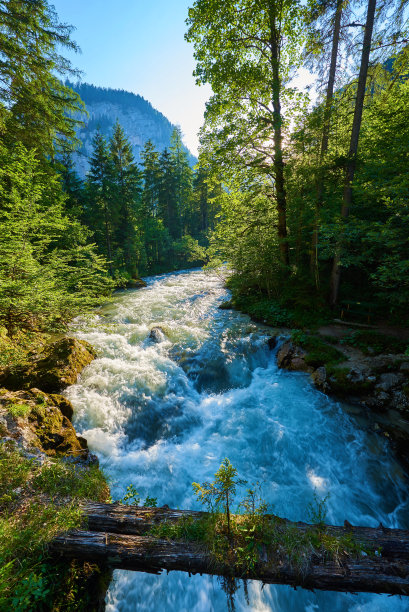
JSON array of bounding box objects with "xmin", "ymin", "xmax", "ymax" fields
[{"xmin": 67, "ymin": 81, "xmax": 197, "ymax": 176}]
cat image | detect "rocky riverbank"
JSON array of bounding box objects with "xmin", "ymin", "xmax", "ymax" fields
[
  {"xmin": 275, "ymin": 330, "xmax": 409, "ymax": 470},
  {"xmin": 0, "ymin": 336, "xmax": 110, "ymax": 611}
]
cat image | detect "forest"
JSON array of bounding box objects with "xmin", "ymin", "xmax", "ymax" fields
[
  {"xmin": 0, "ymin": 0, "xmax": 220, "ymax": 345},
  {"xmin": 1, "ymin": 0, "xmax": 408, "ymax": 345},
  {"xmin": 1, "ymin": 0, "xmax": 409, "ymax": 609},
  {"xmin": 187, "ymin": 0, "xmax": 409, "ymax": 327}
]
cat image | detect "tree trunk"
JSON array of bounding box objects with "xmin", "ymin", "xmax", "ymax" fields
[
  {"xmin": 269, "ymin": 8, "xmax": 289, "ymax": 267},
  {"xmin": 329, "ymin": 0, "xmax": 377, "ymax": 306},
  {"xmin": 311, "ymin": 0, "xmax": 343, "ymax": 287},
  {"xmin": 49, "ymin": 503, "xmax": 409, "ymax": 596}
]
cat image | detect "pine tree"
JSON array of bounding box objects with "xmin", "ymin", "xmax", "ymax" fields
[
  {"xmin": 86, "ymin": 131, "xmax": 116, "ymax": 273},
  {"xmin": 169, "ymin": 128, "xmax": 193, "ymax": 235},
  {"xmin": 110, "ymin": 121, "xmax": 142, "ymax": 276},
  {"xmin": 158, "ymin": 148, "xmax": 180, "ymax": 240},
  {"xmin": 0, "ymin": 0, "xmax": 84, "ymax": 159}
]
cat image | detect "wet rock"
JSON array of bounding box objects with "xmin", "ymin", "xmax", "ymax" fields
[
  {"xmin": 0, "ymin": 337, "xmax": 96, "ymax": 393},
  {"xmin": 219, "ymin": 300, "xmax": 233, "ymax": 310},
  {"xmin": 400, "ymin": 362, "xmax": 409, "ymax": 373},
  {"xmin": 126, "ymin": 277, "xmax": 147, "ymax": 289},
  {"xmin": 0, "ymin": 389, "xmax": 88, "ymax": 458},
  {"xmin": 277, "ymin": 341, "xmax": 312, "ymax": 372},
  {"xmin": 149, "ymin": 327, "xmax": 166, "ymax": 343},
  {"xmin": 376, "ymin": 373, "xmax": 403, "ymax": 393},
  {"xmin": 267, "ymin": 336, "xmax": 277, "ymax": 350},
  {"xmin": 311, "ymin": 366, "xmax": 327, "ymax": 389}
]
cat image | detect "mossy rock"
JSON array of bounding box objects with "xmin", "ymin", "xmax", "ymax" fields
[
  {"xmin": 291, "ymin": 333, "xmax": 345, "ymax": 368},
  {"xmin": 219, "ymin": 300, "xmax": 234, "ymax": 310},
  {"xmin": 0, "ymin": 337, "xmax": 96, "ymax": 393},
  {"xmin": 0, "ymin": 388, "xmax": 87, "ymax": 458},
  {"xmin": 126, "ymin": 277, "xmax": 147, "ymax": 289},
  {"xmin": 326, "ymin": 366, "xmax": 376, "ymax": 396}
]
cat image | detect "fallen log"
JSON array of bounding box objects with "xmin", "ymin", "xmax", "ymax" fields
[{"xmin": 49, "ymin": 503, "xmax": 409, "ymax": 595}]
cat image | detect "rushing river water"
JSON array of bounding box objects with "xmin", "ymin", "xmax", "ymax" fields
[{"xmin": 66, "ymin": 269, "xmax": 409, "ymax": 612}]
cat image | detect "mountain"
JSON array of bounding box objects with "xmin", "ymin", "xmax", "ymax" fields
[{"xmin": 67, "ymin": 82, "xmax": 197, "ymax": 176}]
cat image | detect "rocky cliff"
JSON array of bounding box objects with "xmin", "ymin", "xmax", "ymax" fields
[{"xmin": 68, "ymin": 81, "xmax": 196, "ymax": 176}]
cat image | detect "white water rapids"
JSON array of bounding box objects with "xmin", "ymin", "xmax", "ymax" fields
[{"xmin": 66, "ymin": 269, "xmax": 409, "ymax": 612}]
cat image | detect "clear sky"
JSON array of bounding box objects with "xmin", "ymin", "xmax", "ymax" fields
[{"xmin": 51, "ymin": 0, "xmax": 212, "ymax": 155}]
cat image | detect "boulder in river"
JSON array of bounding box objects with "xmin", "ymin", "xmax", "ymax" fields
[
  {"xmin": 149, "ymin": 327, "xmax": 167, "ymax": 343},
  {"xmin": 126, "ymin": 277, "xmax": 147, "ymax": 289},
  {"xmin": 276, "ymin": 341, "xmax": 313, "ymax": 373},
  {"xmin": 0, "ymin": 337, "xmax": 96, "ymax": 393}
]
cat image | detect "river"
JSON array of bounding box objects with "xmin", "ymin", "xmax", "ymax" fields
[{"xmin": 66, "ymin": 269, "xmax": 409, "ymax": 612}]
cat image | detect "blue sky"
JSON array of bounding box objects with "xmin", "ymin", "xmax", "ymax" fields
[{"xmin": 52, "ymin": 0, "xmax": 211, "ymax": 155}]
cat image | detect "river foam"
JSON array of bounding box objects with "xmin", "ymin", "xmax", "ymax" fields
[{"xmin": 66, "ymin": 269, "xmax": 409, "ymax": 611}]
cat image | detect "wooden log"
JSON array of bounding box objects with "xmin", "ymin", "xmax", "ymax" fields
[
  {"xmin": 81, "ymin": 502, "xmax": 409, "ymax": 562},
  {"xmin": 48, "ymin": 503, "xmax": 409, "ymax": 596}
]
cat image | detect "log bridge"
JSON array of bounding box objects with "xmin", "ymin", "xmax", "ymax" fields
[{"xmin": 50, "ymin": 503, "xmax": 409, "ymax": 596}]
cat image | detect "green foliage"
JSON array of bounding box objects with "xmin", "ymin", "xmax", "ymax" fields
[
  {"xmin": 153, "ymin": 460, "xmax": 371, "ymax": 578},
  {"xmin": 340, "ymin": 331, "xmax": 407, "ymax": 355},
  {"xmin": 6, "ymin": 403, "xmax": 31, "ymax": 419},
  {"xmin": 0, "ymin": 141, "xmax": 113, "ymax": 336},
  {"xmin": 119, "ymin": 484, "xmax": 158, "ymax": 507},
  {"xmin": 120, "ymin": 484, "xmax": 141, "ymax": 505},
  {"xmin": 0, "ymin": 442, "xmax": 110, "ymax": 609},
  {"xmin": 291, "ymin": 332, "xmax": 345, "ymax": 367},
  {"xmin": 307, "ymin": 491, "xmax": 330, "ymax": 527},
  {"xmin": 33, "ymin": 461, "xmax": 109, "ymax": 501},
  {"xmin": 193, "ymin": 458, "xmax": 246, "ymax": 536}
]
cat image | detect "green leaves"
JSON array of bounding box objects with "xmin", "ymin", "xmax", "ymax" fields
[{"xmin": 0, "ymin": 142, "xmax": 112, "ymax": 335}]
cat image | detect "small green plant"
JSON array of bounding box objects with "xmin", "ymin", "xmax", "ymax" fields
[
  {"xmin": 307, "ymin": 491, "xmax": 330, "ymax": 528},
  {"xmin": 143, "ymin": 495, "xmax": 158, "ymax": 508},
  {"xmin": 119, "ymin": 485, "xmax": 158, "ymax": 507},
  {"xmin": 6, "ymin": 403, "xmax": 31, "ymax": 418},
  {"xmin": 193, "ymin": 458, "xmax": 246, "ymax": 538},
  {"xmin": 120, "ymin": 484, "xmax": 140, "ymax": 505}
]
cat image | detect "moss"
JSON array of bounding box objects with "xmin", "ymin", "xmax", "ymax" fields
[
  {"xmin": 326, "ymin": 366, "xmax": 375, "ymax": 396},
  {"xmin": 1, "ymin": 389, "xmax": 87, "ymax": 458},
  {"xmin": 6, "ymin": 402, "xmax": 31, "ymax": 418},
  {"xmin": 29, "ymin": 401, "xmax": 87, "ymax": 457},
  {"xmin": 0, "ymin": 337, "xmax": 96, "ymax": 393},
  {"xmin": 291, "ymin": 332, "xmax": 345, "ymax": 368}
]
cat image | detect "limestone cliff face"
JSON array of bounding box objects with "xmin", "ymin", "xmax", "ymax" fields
[{"xmin": 69, "ymin": 82, "xmax": 196, "ymax": 176}]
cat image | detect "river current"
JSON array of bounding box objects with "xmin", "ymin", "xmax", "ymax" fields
[{"xmin": 66, "ymin": 269, "xmax": 409, "ymax": 612}]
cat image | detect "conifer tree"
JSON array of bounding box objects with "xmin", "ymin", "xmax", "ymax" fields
[
  {"xmin": 0, "ymin": 0, "xmax": 84, "ymax": 159},
  {"xmin": 110, "ymin": 121, "xmax": 142, "ymax": 276},
  {"xmin": 86, "ymin": 131, "xmax": 116, "ymax": 273},
  {"xmin": 169, "ymin": 127, "xmax": 193, "ymax": 235},
  {"xmin": 158, "ymin": 148, "xmax": 180, "ymax": 240}
]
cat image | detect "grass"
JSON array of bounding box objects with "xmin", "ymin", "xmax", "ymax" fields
[
  {"xmin": 0, "ymin": 327, "xmax": 48, "ymax": 368},
  {"xmin": 6, "ymin": 402, "xmax": 31, "ymax": 418},
  {"xmin": 150, "ymin": 510, "xmax": 369, "ymax": 578},
  {"xmin": 0, "ymin": 442, "xmax": 110, "ymax": 610},
  {"xmin": 340, "ymin": 330, "xmax": 407, "ymax": 355}
]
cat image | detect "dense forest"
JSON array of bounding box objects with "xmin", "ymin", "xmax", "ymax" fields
[
  {"xmin": 0, "ymin": 0, "xmax": 217, "ymax": 345},
  {"xmin": 187, "ymin": 0, "xmax": 409, "ymax": 326}
]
